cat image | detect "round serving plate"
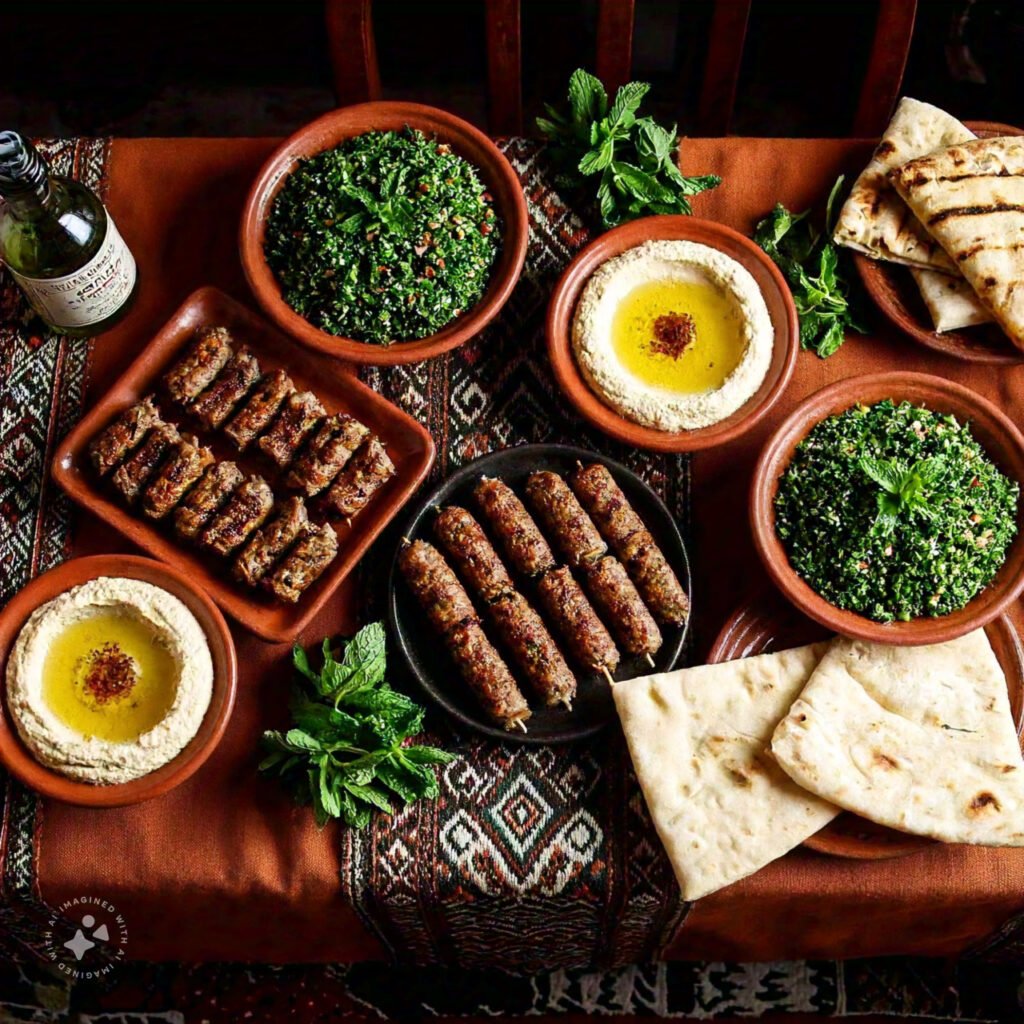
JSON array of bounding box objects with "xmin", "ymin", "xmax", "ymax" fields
[
  {"xmin": 546, "ymin": 215, "xmax": 799, "ymax": 453},
  {"xmin": 707, "ymin": 592, "xmax": 1024, "ymax": 859},
  {"xmin": 751, "ymin": 372, "xmax": 1024, "ymax": 647},
  {"xmin": 240, "ymin": 101, "xmax": 529, "ymax": 366},
  {"xmin": 853, "ymin": 121, "xmax": 1024, "ymax": 365},
  {"xmin": 387, "ymin": 444, "xmax": 691, "ymax": 744},
  {"xmin": 0, "ymin": 555, "xmax": 237, "ymax": 807}
]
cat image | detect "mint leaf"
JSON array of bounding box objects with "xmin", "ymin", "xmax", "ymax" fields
[
  {"xmin": 860, "ymin": 457, "xmax": 905, "ymax": 494},
  {"xmin": 568, "ymin": 69, "xmax": 607, "ymax": 125}
]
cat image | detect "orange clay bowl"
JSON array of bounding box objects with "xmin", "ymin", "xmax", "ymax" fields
[
  {"xmin": 0, "ymin": 555, "xmax": 237, "ymax": 807},
  {"xmin": 240, "ymin": 101, "xmax": 529, "ymax": 366},
  {"xmin": 853, "ymin": 121, "xmax": 1024, "ymax": 366},
  {"xmin": 751, "ymin": 372, "xmax": 1024, "ymax": 646},
  {"xmin": 546, "ymin": 215, "xmax": 799, "ymax": 453}
]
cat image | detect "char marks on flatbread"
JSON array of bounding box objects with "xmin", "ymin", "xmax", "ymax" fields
[
  {"xmin": 612, "ymin": 644, "xmax": 838, "ymax": 901},
  {"xmin": 771, "ymin": 630, "xmax": 1024, "ymax": 846},
  {"xmin": 891, "ymin": 136, "xmax": 1024, "ymax": 348},
  {"xmin": 833, "ymin": 97, "xmax": 974, "ymax": 272}
]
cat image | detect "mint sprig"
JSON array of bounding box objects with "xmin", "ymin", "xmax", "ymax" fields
[
  {"xmin": 860, "ymin": 456, "xmax": 948, "ymax": 533},
  {"xmin": 260, "ymin": 622, "xmax": 456, "ymax": 829},
  {"xmin": 537, "ymin": 69, "xmax": 721, "ymax": 228}
]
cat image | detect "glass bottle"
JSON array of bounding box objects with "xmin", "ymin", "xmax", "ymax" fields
[{"xmin": 0, "ymin": 131, "xmax": 137, "ymax": 337}]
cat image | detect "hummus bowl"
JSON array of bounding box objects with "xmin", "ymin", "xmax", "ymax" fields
[
  {"xmin": 0, "ymin": 555, "xmax": 237, "ymax": 807},
  {"xmin": 547, "ymin": 216, "xmax": 799, "ymax": 452}
]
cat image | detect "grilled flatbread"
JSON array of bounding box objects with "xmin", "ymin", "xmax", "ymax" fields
[
  {"xmin": 612, "ymin": 644, "xmax": 838, "ymax": 901},
  {"xmin": 891, "ymin": 136, "xmax": 1024, "ymax": 349},
  {"xmin": 772, "ymin": 630, "xmax": 1024, "ymax": 846},
  {"xmin": 833, "ymin": 97, "xmax": 974, "ymax": 272},
  {"xmin": 910, "ymin": 267, "xmax": 992, "ymax": 333}
]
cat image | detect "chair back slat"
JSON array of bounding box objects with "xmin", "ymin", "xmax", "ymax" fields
[
  {"xmin": 852, "ymin": 0, "xmax": 918, "ymax": 136},
  {"xmin": 595, "ymin": 0, "xmax": 636, "ymax": 97},
  {"xmin": 325, "ymin": 0, "xmax": 382, "ymax": 104},
  {"xmin": 696, "ymin": 0, "xmax": 752, "ymax": 137},
  {"xmin": 486, "ymin": 0, "xmax": 524, "ymax": 135}
]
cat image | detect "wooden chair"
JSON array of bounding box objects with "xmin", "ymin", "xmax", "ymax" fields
[{"xmin": 324, "ymin": 0, "xmax": 917, "ymax": 138}]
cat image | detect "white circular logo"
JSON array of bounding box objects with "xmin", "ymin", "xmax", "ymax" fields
[{"xmin": 44, "ymin": 896, "xmax": 128, "ymax": 979}]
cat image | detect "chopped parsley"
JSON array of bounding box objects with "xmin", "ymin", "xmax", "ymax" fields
[
  {"xmin": 264, "ymin": 127, "xmax": 501, "ymax": 345},
  {"xmin": 775, "ymin": 400, "xmax": 1019, "ymax": 622}
]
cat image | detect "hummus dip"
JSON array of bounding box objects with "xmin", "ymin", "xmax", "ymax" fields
[
  {"xmin": 6, "ymin": 577, "xmax": 214, "ymax": 784},
  {"xmin": 572, "ymin": 240, "xmax": 774, "ymax": 431}
]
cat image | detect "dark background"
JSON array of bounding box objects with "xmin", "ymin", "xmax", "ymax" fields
[{"xmin": 0, "ymin": 0, "xmax": 1020, "ymax": 138}]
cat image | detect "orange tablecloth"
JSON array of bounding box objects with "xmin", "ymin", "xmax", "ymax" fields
[{"xmin": 32, "ymin": 137, "xmax": 1024, "ymax": 963}]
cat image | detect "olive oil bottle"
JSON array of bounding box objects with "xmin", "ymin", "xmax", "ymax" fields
[{"xmin": 0, "ymin": 131, "xmax": 137, "ymax": 336}]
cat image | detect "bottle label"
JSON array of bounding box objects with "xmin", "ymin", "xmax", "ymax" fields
[{"xmin": 7, "ymin": 214, "xmax": 136, "ymax": 329}]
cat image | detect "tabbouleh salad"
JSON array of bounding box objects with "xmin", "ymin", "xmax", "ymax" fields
[
  {"xmin": 774, "ymin": 400, "xmax": 1019, "ymax": 622},
  {"xmin": 264, "ymin": 127, "xmax": 501, "ymax": 345}
]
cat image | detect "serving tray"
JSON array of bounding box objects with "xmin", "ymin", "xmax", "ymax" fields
[
  {"xmin": 708, "ymin": 593, "xmax": 1024, "ymax": 860},
  {"xmin": 52, "ymin": 286, "xmax": 435, "ymax": 643},
  {"xmin": 388, "ymin": 444, "xmax": 691, "ymax": 744}
]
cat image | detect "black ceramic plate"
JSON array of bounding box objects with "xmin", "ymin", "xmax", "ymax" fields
[{"xmin": 387, "ymin": 444, "xmax": 692, "ymax": 743}]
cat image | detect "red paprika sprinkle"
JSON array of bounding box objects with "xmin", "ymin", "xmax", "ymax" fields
[
  {"xmin": 649, "ymin": 312, "xmax": 696, "ymax": 358},
  {"xmin": 83, "ymin": 643, "xmax": 137, "ymax": 704}
]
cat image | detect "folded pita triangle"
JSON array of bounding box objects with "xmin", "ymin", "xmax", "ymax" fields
[
  {"xmin": 772, "ymin": 630, "xmax": 1024, "ymax": 846},
  {"xmin": 891, "ymin": 136, "xmax": 1024, "ymax": 349},
  {"xmin": 613, "ymin": 644, "xmax": 838, "ymax": 901},
  {"xmin": 910, "ymin": 267, "xmax": 992, "ymax": 333},
  {"xmin": 833, "ymin": 97, "xmax": 974, "ymax": 272}
]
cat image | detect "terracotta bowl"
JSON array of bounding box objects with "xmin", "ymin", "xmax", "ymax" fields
[
  {"xmin": 546, "ymin": 215, "xmax": 799, "ymax": 453},
  {"xmin": 854, "ymin": 121, "xmax": 1024, "ymax": 366},
  {"xmin": 0, "ymin": 555, "xmax": 237, "ymax": 807},
  {"xmin": 240, "ymin": 101, "xmax": 529, "ymax": 366},
  {"xmin": 751, "ymin": 372, "xmax": 1024, "ymax": 646}
]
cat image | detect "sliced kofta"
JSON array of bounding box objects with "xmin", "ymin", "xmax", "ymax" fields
[
  {"xmin": 200, "ymin": 475, "xmax": 274, "ymax": 556},
  {"xmin": 141, "ymin": 433, "xmax": 214, "ymax": 520},
  {"xmin": 224, "ymin": 368, "xmax": 294, "ymax": 451},
  {"xmin": 433, "ymin": 505, "xmax": 514, "ymax": 604},
  {"xmin": 320, "ymin": 438, "xmax": 395, "ymax": 520},
  {"xmin": 525, "ymin": 470, "xmax": 606, "ymax": 569},
  {"xmin": 535, "ymin": 565, "xmax": 620, "ymax": 674},
  {"xmin": 188, "ymin": 345, "xmax": 261, "ymax": 430},
  {"xmin": 233, "ymin": 496, "xmax": 309, "ymax": 587},
  {"xmin": 174, "ymin": 461, "xmax": 244, "ymax": 540},
  {"xmin": 257, "ymin": 391, "xmax": 325, "ymax": 468},
  {"xmin": 88, "ymin": 395, "xmax": 161, "ymax": 476},
  {"xmin": 110, "ymin": 422, "xmax": 181, "ymax": 504},
  {"xmin": 473, "ymin": 477, "xmax": 556, "ymax": 578},
  {"xmin": 283, "ymin": 413, "xmax": 370, "ymax": 497},
  {"xmin": 164, "ymin": 326, "xmax": 233, "ymax": 404},
  {"xmin": 264, "ymin": 522, "xmax": 338, "ymax": 603}
]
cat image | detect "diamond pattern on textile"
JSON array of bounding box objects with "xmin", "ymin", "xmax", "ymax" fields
[{"xmin": 343, "ymin": 138, "xmax": 690, "ymax": 970}]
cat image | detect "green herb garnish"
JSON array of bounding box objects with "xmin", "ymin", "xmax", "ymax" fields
[
  {"xmin": 259, "ymin": 622, "xmax": 456, "ymax": 828},
  {"xmin": 753, "ymin": 177, "xmax": 867, "ymax": 358},
  {"xmin": 775, "ymin": 400, "xmax": 1019, "ymax": 622},
  {"xmin": 264, "ymin": 127, "xmax": 500, "ymax": 345},
  {"xmin": 537, "ymin": 69, "xmax": 721, "ymax": 228}
]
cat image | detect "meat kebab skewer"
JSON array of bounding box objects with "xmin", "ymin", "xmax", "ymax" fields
[
  {"xmin": 398, "ymin": 539, "xmax": 530, "ymax": 731},
  {"xmin": 433, "ymin": 507, "xmax": 576, "ymax": 709},
  {"xmin": 163, "ymin": 326, "xmax": 233, "ymax": 405},
  {"xmin": 570, "ymin": 462, "xmax": 690, "ymax": 626},
  {"xmin": 526, "ymin": 469, "xmax": 661, "ymax": 662},
  {"xmin": 471, "ymin": 479, "xmax": 619, "ymax": 677}
]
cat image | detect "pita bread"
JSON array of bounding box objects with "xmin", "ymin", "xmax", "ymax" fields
[
  {"xmin": 890, "ymin": 136, "xmax": 1024, "ymax": 349},
  {"xmin": 612, "ymin": 644, "xmax": 838, "ymax": 901},
  {"xmin": 772, "ymin": 630, "xmax": 1024, "ymax": 846},
  {"xmin": 910, "ymin": 267, "xmax": 992, "ymax": 332},
  {"xmin": 833, "ymin": 97, "xmax": 974, "ymax": 272}
]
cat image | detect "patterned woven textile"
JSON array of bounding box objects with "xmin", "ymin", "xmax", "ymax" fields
[{"xmin": 343, "ymin": 138, "xmax": 690, "ymax": 970}]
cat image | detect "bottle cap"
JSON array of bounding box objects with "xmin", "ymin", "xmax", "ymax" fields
[{"xmin": 0, "ymin": 131, "xmax": 49, "ymax": 196}]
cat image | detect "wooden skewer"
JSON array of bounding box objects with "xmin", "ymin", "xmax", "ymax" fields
[
  {"xmin": 560, "ymin": 697, "xmax": 573, "ymax": 712},
  {"xmin": 401, "ymin": 535, "xmax": 412, "ymax": 544},
  {"xmin": 645, "ymin": 653, "xmax": 656, "ymax": 668},
  {"xmin": 512, "ymin": 717, "xmax": 529, "ymax": 733},
  {"xmin": 602, "ymin": 667, "xmax": 615, "ymax": 686}
]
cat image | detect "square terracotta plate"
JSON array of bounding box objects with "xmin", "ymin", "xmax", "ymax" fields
[{"xmin": 52, "ymin": 286, "xmax": 435, "ymax": 643}]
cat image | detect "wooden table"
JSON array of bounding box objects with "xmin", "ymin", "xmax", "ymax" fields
[{"xmin": 9, "ymin": 135, "xmax": 1024, "ymax": 965}]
